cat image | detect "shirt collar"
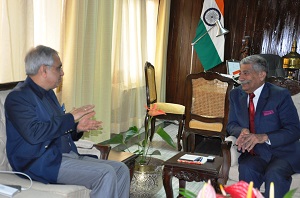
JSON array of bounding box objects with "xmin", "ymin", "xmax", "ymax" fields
[
  {"xmin": 253, "ymin": 83, "xmax": 265, "ymax": 99},
  {"xmin": 25, "ymin": 76, "xmax": 48, "ymax": 99}
]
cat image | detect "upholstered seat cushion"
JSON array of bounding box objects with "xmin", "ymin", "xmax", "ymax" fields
[
  {"xmin": 189, "ymin": 120, "xmax": 223, "ymax": 132},
  {"xmin": 154, "ymin": 102, "xmax": 185, "ymax": 114},
  {"xmin": 0, "ymin": 174, "xmax": 90, "ymax": 198}
]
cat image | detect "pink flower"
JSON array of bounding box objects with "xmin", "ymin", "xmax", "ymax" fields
[
  {"xmin": 145, "ymin": 104, "xmax": 166, "ymax": 117},
  {"xmin": 197, "ymin": 180, "xmax": 216, "ymax": 198}
]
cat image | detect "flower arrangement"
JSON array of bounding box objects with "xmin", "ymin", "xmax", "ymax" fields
[
  {"xmin": 102, "ymin": 104, "xmax": 176, "ymax": 164},
  {"xmin": 179, "ymin": 180, "xmax": 297, "ymax": 198}
]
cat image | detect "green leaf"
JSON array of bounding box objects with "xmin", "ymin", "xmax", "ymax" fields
[
  {"xmin": 101, "ymin": 134, "xmax": 124, "ymax": 144},
  {"xmin": 133, "ymin": 149, "xmax": 143, "ymax": 155},
  {"xmin": 149, "ymin": 150, "xmax": 161, "ymax": 155},
  {"xmin": 134, "ymin": 142, "xmax": 143, "ymax": 147},
  {"xmin": 129, "ymin": 126, "xmax": 139, "ymax": 131},
  {"xmin": 283, "ymin": 188, "xmax": 297, "ymax": 198},
  {"xmin": 156, "ymin": 127, "xmax": 176, "ymax": 149},
  {"xmin": 124, "ymin": 126, "xmax": 139, "ymax": 142},
  {"xmin": 178, "ymin": 188, "xmax": 197, "ymax": 198},
  {"xmin": 141, "ymin": 139, "xmax": 148, "ymax": 147}
]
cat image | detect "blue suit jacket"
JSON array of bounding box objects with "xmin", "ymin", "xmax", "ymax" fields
[
  {"xmin": 227, "ymin": 82, "xmax": 300, "ymax": 173},
  {"xmin": 5, "ymin": 77, "xmax": 82, "ymax": 183}
]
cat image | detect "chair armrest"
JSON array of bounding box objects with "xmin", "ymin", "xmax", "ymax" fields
[
  {"xmin": 93, "ymin": 144, "xmax": 111, "ymax": 160},
  {"xmin": 225, "ymin": 136, "xmax": 240, "ymax": 166},
  {"xmin": 75, "ymin": 139, "xmax": 111, "ymax": 160}
]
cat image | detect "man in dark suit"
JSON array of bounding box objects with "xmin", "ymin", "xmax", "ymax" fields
[
  {"xmin": 227, "ymin": 55, "xmax": 300, "ymax": 197},
  {"xmin": 5, "ymin": 45, "xmax": 130, "ymax": 198}
]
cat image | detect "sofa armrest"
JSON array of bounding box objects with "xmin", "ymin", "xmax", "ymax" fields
[
  {"xmin": 225, "ymin": 136, "xmax": 241, "ymax": 167},
  {"xmin": 75, "ymin": 139, "xmax": 111, "ymax": 160},
  {"xmin": 93, "ymin": 144, "xmax": 111, "ymax": 160}
]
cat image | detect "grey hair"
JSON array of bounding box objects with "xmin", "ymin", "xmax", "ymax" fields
[
  {"xmin": 25, "ymin": 45, "xmax": 58, "ymax": 75},
  {"xmin": 240, "ymin": 55, "xmax": 268, "ymax": 73}
]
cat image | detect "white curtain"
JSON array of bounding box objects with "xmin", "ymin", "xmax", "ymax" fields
[
  {"xmin": 111, "ymin": 0, "xmax": 149, "ymax": 133},
  {"xmin": 0, "ymin": 0, "xmax": 34, "ymax": 83},
  {"xmin": 60, "ymin": 0, "xmax": 114, "ymax": 142},
  {"xmin": 155, "ymin": 0, "xmax": 171, "ymax": 102},
  {"xmin": 33, "ymin": 0, "xmax": 62, "ymax": 53},
  {"xmin": 0, "ymin": 0, "xmax": 171, "ymax": 142}
]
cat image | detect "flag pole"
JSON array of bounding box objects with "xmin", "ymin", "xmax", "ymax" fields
[
  {"xmin": 190, "ymin": 45, "xmax": 194, "ymax": 74},
  {"xmin": 190, "ymin": 29, "xmax": 212, "ymax": 74}
]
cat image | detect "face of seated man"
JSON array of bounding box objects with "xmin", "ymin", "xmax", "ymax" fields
[{"xmin": 238, "ymin": 63, "xmax": 266, "ymax": 94}]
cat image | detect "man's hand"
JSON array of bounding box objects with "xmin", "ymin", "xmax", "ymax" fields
[
  {"xmin": 236, "ymin": 128, "xmax": 268, "ymax": 152},
  {"xmin": 77, "ymin": 111, "xmax": 102, "ymax": 132},
  {"xmin": 70, "ymin": 105, "xmax": 95, "ymax": 121}
]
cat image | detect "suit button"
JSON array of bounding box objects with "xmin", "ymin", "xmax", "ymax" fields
[{"xmin": 45, "ymin": 145, "xmax": 48, "ymax": 149}]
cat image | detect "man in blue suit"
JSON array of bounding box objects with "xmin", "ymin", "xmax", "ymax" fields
[
  {"xmin": 5, "ymin": 45, "xmax": 130, "ymax": 198},
  {"xmin": 227, "ymin": 55, "xmax": 300, "ymax": 197}
]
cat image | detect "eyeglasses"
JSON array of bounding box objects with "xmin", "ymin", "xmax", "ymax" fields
[{"xmin": 45, "ymin": 64, "xmax": 63, "ymax": 72}]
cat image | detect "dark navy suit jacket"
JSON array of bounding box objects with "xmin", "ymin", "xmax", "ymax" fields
[
  {"xmin": 227, "ymin": 82, "xmax": 300, "ymax": 173},
  {"xmin": 5, "ymin": 77, "xmax": 83, "ymax": 183}
]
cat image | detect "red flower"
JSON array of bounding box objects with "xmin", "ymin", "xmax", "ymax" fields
[
  {"xmin": 145, "ymin": 104, "xmax": 166, "ymax": 117},
  {"xmin": 223, "ymin": 180, "xmax": 264, "ymax": 198}
]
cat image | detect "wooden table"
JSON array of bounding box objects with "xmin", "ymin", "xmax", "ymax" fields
[
  {"xmin": 163, "ymin": 152, "xmax": 223, "ymax": 198},
  {"xmin": 108, "ymin": 150, "xmax": 138, "ymax": 181}
]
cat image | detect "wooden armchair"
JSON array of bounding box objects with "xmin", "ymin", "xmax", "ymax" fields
[
  {"xmin": 182, "ymin": 72, "xmax": 234, "ymax": 184},
  {"xmin": 144, "ymin": 62, "xmax": 185, "ymax": 151}
]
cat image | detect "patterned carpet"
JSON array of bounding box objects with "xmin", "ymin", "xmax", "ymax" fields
[{"xmin": 126, "ymin": 122, "xmax": 204, "ymax": 198}]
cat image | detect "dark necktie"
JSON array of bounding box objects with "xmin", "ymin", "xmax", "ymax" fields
[{"xmin": 249, "ymin": 93, "xmax": 255, "ymax": 155}]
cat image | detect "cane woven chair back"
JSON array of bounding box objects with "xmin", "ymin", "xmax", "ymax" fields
[
  {"xmin": 182, "ymin": 72, "xmax": 234, "ymax": 184},
  {"xmin": 145, "ymin": 64, "xmax": 157, "ymax": 105},
  {"xmin": 183, "ymin": 72, "xmax": 234, "ymax": 142}
]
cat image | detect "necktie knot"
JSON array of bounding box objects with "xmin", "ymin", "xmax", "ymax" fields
[{"xmin": 249, "ymin": 93, "xmax": 255, "ymax": 100}]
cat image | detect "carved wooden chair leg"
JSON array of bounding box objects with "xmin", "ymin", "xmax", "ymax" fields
[
  {"xmin": 177, "ymin": 118, "xmax": 184, "ymax": 151},
  {"xmin": 217, "ymin": 141, "xmax": 231, "ymax": 185}
]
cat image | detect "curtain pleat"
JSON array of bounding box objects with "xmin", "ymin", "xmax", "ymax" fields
[
  {"xmin": 61, "ymin": 0, "xmax": 114, "ymax": 142},
  {"xmin": 0, "ymin": 0, "xmax": 34, "ymax": 83},
  {"xmin": 155, "ymin": 0, "xmax": 171, "ymax": 102},
  {"xmin": 110, "ymin": 0, "xmax": 149, "ymax": 134}
]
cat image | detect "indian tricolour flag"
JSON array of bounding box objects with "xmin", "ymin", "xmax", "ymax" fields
[{"xmin": 193, "ymin": 0, "xmax": 225, "ymax": 71}]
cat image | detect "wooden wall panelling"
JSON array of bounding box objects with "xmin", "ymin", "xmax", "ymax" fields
[
  {"xmin": 224, "ymin": 0, "xmax": 251, "ymax": 60},
  {"xmin": 167, "ymin": 0, "xmax": 202, "ymax": 104},
  {"xmin": 189, "ymin": 0, "xmax": 204, "ymax": 74},
  {"xmin": 274, "ymin": 0, "xmax": 300, "ymax": 56},
  {"xmin": 223, "ymin": 0, "xmax": 238, "ymax": 60},
  {"xmin": 259, "ymin": 0, "xmax": 281, "ymax": 55},
  {"xmin": 166, "ymin": 0, "xmax": 300, "ymax": 105},
  {"xmin": 166, "ymin": 0, "xmax": 182, "ymax": 104}
]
